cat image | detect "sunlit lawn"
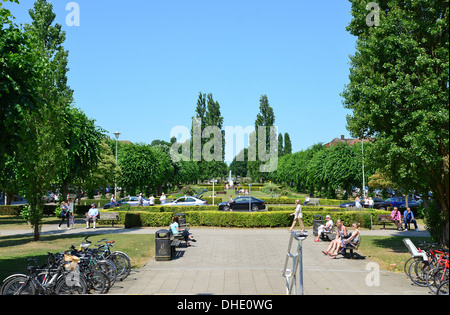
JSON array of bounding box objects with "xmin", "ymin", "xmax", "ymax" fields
[{"xmin": 0, "ymin": 216, "xmax": 154, "ymax": 282}]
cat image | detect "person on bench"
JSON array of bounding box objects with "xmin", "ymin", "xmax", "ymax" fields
[
  {"xmin": 323, "ymin": 219, "xmax": 347, "ymax": 258},
  {"xmin": 170, "ymin": 215, "xmax": 196, "ymax": 246},
  {"xmin": 403, "ymin": 207, "xmax": 419, "ymax": 231},
  {"xmin": 314, "ymin": 215, "xmax": 334, "ymax": 242},
  {"xmin": 390, "ymin": 207, "xmax": 403, "ymax": 230},
  {"xmin": 342, "ymin": 222, "xmax": 360, "ymax": 249},
  {"xmin": 86, "ymin": 203, "xmax": 98, "ymax": 229}
]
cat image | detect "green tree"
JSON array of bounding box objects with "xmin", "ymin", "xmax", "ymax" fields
[
  {"xmin": 284, "ymin": 133, "xmax": 292, "ymax": 155},
  {"xmin": 248, "ymin": 94, "xmax": 276, "ymax": 182},
  {"xmin": 277, "ymin": 133, "xmax": 284, "ymax": 157},
  {"xmin": 342, "ymin": 0, "xmax": 449, "ymax": 245}
]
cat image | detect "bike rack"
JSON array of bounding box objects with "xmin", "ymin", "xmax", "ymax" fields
[{"xmin": 281, "ymin": 231, "xmax": 308, "ymax": 295}]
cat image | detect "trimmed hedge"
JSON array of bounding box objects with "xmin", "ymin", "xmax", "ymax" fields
[
  {"xmin": 104, "ymin": 209, "xmax": 390, "ymax": 229},
  {"xmin": 0, "ymin": 204, "xmax": 92, "ymax": 216}
]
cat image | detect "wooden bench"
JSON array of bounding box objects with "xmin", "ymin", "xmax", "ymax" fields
[
  {"xmin": 85, "ymin": 212, "xmax": 119, "ymax": 227},
  {"xmin": 320, "ymin": 228, "xmax": 336, "ymax": 241},
  {"xmin": 378, "ymin": 214, "xmax": 394, "ymax": 229},
  {"xmin": 342, "ymin": 237, "xmax": 361, "ymax": 259},
  {"xmin": 378, "ymin": 214, "xmax": 407, "ymax": 230},
  {"xmin": 306, "ymin": 198, "xmax": 320, "ymax": 206}
]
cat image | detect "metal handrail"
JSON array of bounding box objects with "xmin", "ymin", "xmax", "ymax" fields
[{"xmin": 281, "ymin": 231, "xmax": 308, "ymax": 295}]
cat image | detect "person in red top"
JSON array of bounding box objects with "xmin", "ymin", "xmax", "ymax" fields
[{"xmin": 390, "ymin": 207, "xmax": 402, "ymax": 230}]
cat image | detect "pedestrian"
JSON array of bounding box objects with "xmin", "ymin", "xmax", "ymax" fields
[
  {"xmin": 368, "ymin": 197, "xmax": 374, "ymax": 209},
  {"xmin": 110, "ymin": 194, "xmax": 117, "ymax": 208},
  {"xmin": 68, "ymin": 198, "xmax": 75, "ymax": 229},
  {"xmin": 289, "ymin": 199, "xmax": 305, "ymax": 232},
  {"xmin": 228, "ymin": 195, "xmax": 234, "ymax": 211},
  {"xmin": 138, "ymin": 193, "xmax": 143, "ymax": 206},
  {"xmin": 149, "ymin": 194, "xmax": 155, "ymax": 206},
  {"xmin": 58, "ymin": 201, "xmax": 70, "ymax": 230},
  {"xmin": 160, "ymin": 192, "xmax": 166, "ymax": 204},
  {"xmin": 355, "ymin": 196, "xmax": 361, "ymax": 208},
  {"xmin": 86, "ymin": 203, "xmax": 99, "ymax": 229}
]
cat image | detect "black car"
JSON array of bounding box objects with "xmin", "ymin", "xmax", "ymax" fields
[
  {"xmin": 218, "ymin": 196, "xmax": 266, "ymax": 212},
  {"xmin": 339, "ymin": 197, "xmax": 391, "ymax": 210}
]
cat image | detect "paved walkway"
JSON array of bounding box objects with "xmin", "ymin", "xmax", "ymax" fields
[{"xmin": 0, "ymin": 223, "xmax": 431, "ymax": 295}]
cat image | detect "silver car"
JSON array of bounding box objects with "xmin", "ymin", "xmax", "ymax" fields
[{"xmin": 164, "ymin": 196, "xmax": 208, "ymax": 206}]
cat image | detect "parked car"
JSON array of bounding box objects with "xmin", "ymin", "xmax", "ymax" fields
[
  {"xmin": 385, "ymin": 197, "xmax": 419, "ymax": 209},
  {"xmin": 103, "ymin": 196, "xmax": 149, "ymax": 209},
  {"xmin": 339, "ymin": 197, "xmax": 391, "ymax": 210},
  {"xmin": 218, "ymin": 196, "xmax": 266, "ymax": 212},
  {"xmin": 164, "ymin": 196, "xmax": 208, "ymax": 206},
  {"xmin": 44, "ymin": 192, "xmax": 58, "ymax": 203}
]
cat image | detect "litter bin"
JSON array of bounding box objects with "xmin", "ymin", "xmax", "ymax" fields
[
  {"xmin": 313, "ymin": 215, "xmax": 323, "ymax": 236},
  {"xmin": 155, "ymin": 229, "xmax": 171, "ymax": 261}
]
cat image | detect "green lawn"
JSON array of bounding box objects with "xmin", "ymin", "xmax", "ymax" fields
[{"xmin": 0, "ymin": 218, "xmax": 155, "ymax": 282}]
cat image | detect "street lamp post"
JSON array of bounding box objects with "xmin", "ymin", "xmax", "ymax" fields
[{"xmin": 114, "ymin": 129, "xmax": 120, "ymax": 202}]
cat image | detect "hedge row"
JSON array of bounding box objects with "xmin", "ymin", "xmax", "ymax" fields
[
  {"xmin": 0, "ymin": 205, "xmax": 92, "ymax": 216},
  {"xmin": 103, "ymin": 209, "xmax": 390, "ymax": 229}
]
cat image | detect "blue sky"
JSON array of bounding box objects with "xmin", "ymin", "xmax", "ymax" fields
[{"xmin": 5, "ymin": 0, "xmax": 357, "ymax": 161}]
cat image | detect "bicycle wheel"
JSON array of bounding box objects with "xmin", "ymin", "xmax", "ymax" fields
[
  {"xmin": 404, "ymin": 257, "xmax": 421, "ymax": 276},
  {"xmin": 108, "ymin": 252, "xmax": 131, "ymax": 281},
  {"xmin": 87, "ymin": 270, "xmax": 110, "ymax": 294},
  {"xmin": 1, "ymin": 276, "xmax": 36, "ymax": 295},
  {"xmin": 426, "ymin": 267, "xmax": 441, "ymax": 293},
  {"xmin": 97, "ymin": 260, "xmax": 117, "ymax": 288},
  {"xmin": 409, "ymin": 259, "xmax": 430, "ymax": 287},
  {"xmin": 55, "ymin": 274, "xmax": 87, "ymax": 295},
  {"xmin": 436, "ymin": 280, "xmax": 449, "ymax": 295}
]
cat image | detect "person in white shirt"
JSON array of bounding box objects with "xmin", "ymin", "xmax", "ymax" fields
[
  {"xmin": 149, "ymin": 195, "xmax": 155, "ymax": 206},
  {"xmin": 86, "ymin": 204, "xmax": 99, "ymax": 229},
  {"xmin": 314, "ymin": 215, "xmax": 334, "ymax": 242},
  {"xmin": 289, "ymin": 200, "xmax": 305, "ymax": 231},
  {"xmin": 160, "ymin": 192, "xmax": 166, "ymax": 204}
]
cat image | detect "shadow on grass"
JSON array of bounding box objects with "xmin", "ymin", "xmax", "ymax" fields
[
  {"xmin": 369, "ymin": 236, "xmax": 432, "ymax": 254},
  {"xmin": 0, "ymin": 232, "xmax": 118, "ymax": 282}
]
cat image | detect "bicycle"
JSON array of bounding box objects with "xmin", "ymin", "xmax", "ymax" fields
[
  {"xmin": 406, "ymin": 241, "xmax": 448, "ymax": 287},
  {"xmin": 1, "ymin": 253, "xmax": 87, "ymax": 295}
]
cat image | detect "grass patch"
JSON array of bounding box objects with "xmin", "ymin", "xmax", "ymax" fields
[
  {"xmin": 0, "ymin": 232, "xmax": 155, "ymax": 282},
  {"xmin": 358, "ymin": 235, "xmax": 432, "ymax": 273}
]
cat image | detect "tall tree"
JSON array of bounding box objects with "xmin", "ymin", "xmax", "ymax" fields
[
  {"xmin": 7, "ymin": 0, "xmax": 72, "ymax": 240},
  {"xmin": 342, "ymin": 0, "xmax": 449, "ymax": 245},
  {"xmin": 284, "ymin": 132, "xmax": 292, "ymax": 155},
  {"xmin": 248, "ymin": 95, "xmax": 276, "ymax": 182},
  {"xmin": 277, "ymin": 133, "xmax": 284, "ymax": 157}
]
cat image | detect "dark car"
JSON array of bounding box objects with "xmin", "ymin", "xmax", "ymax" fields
[
  {"xmin": 218, "ymin": 196, "xmax": 266, "ymax": 212},
  {"xmin": 339, "ymin": 197, "xmax": 391, "ymax": 210},
  {"xmin": 385, "ymin": 197, "xmax": 419, "ymax": 210}
]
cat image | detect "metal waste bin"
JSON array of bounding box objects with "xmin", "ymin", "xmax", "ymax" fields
[
  {"xmin": 313, "ymin": 215, "xmax": 323, "ymax": 236},
  {"xmin": 155, "ymin": 229, "xmax": 171, "ymax": 261}
]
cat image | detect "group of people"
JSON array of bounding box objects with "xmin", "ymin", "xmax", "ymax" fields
[
  {"xmin": 354, "ymin": 195, "xmax": 374, "ymax": 208},
  {"xmin": 110, "ymin": 192, "xmax": 166, "ymax": 207},
  {"xmin": 58, "ymin": 201, "xmax": 100, "ymax": 229},
  {"xmin": 390, "ymin": 207, "xmax": 419, "ymax": 231},
  {"xmin": 313, "ymin": 215, "xmax": 361, "ymax": 259}
]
